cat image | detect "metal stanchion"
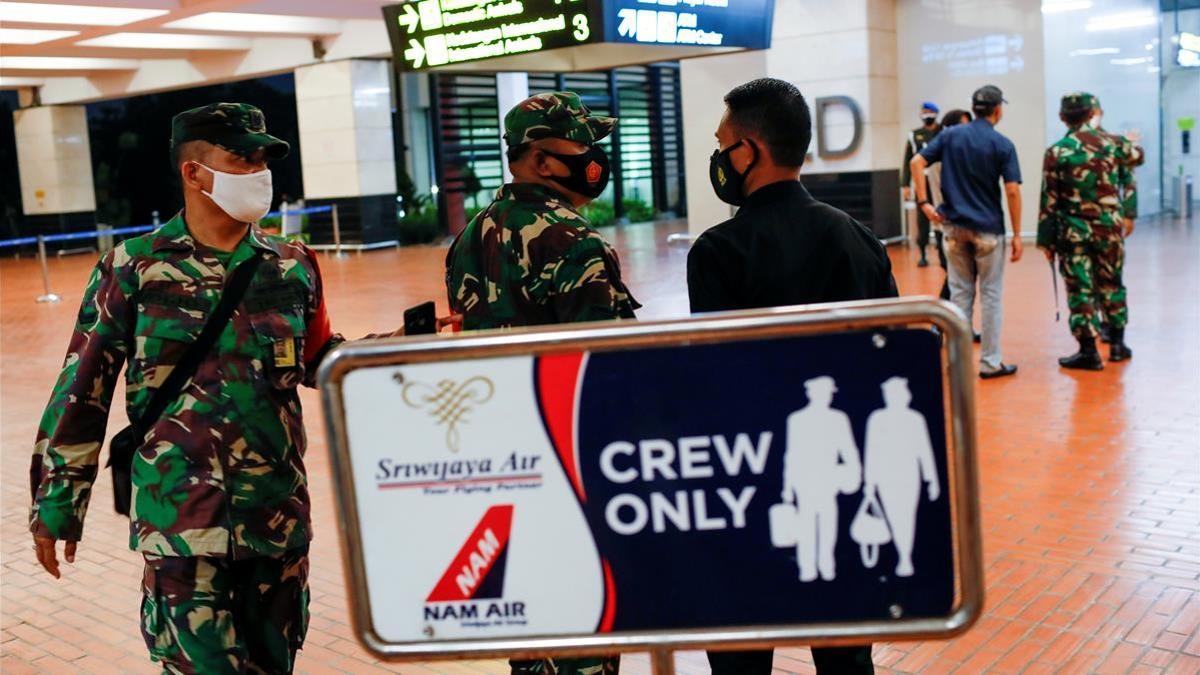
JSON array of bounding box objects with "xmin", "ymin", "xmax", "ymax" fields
[
  {"xmin": 649, "ymin": 649, "xmax": 675, "ymax": 675},
  {"xmin": 98, "ymin": 223, "xmax": 114, "ymax": 255},
  {"xmin": 35, "ymin": 235, "xmax": 61, "ymax": 304},
  {"xmin": 332, "ymin": 203, "xmax": 347, "ymax": 258}
]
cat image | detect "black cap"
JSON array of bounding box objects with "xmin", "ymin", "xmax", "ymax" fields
[
  {"xmin": 972, "ymin": 85, "xmax": 1007, "ymax": 107},
  {"xmin": 170, "ymin": 103, "xmax": 289, "ymax": 160}
]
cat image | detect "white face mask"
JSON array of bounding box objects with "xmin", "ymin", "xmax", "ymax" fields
[{"xmin": 194, "ymin": 163, "xmax": 273, "ymax": 223}]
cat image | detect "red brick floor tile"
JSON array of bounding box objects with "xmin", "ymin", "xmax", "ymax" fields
[
  {"xmin": 1166, "ymin": 653, "xmax": 1200, "ymax": 675},
  {"xmin": 1096, "ymin": 642, "xmax": 1149, "ymax": 674},
  {"xmin": 3, "ymin": 217, "xmax": 1199, "ymax": 674}
]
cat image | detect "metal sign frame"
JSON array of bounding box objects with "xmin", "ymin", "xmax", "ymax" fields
[{"xmin": 318, "ymin": 297, "xmax": 984, "ymax": 667}]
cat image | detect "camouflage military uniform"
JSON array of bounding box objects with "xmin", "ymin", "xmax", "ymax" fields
[
  {"xmin": 30, "ymin": 104, "xmax": 338, "ymax": 673},
  {"xmin": 1037, "ymin": 94, "xmax": 1137, "ymax": 340},
  {"xmin": 446, "ymin": 92, "xmax": 635, "ymax": 675},
  {"xmin": 446, "ymin": 92, "xmax": 639, "ymax": 331},
  {"xmin": 902, "ymin": 122, "xmax": 941, "ymax": 257},
  {"xmin": 446, "ymin": 183, "xmax": 639, "ymax": 329}
]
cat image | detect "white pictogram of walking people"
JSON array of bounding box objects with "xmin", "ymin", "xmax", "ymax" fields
[{"xmin": 771, "ymin": 376, "xmax": 941, "ymax": 580}]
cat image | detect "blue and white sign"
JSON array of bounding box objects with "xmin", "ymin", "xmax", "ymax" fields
[
  {"xmin": 323, "ymin": 306, "xmax": 981, "ymax": 657},
  {"xmin": 603, "ymin": 0, "xmax": 774, "ymax": 49}
]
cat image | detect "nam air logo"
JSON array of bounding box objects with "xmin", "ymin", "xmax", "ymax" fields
[{"xmin": 424, "ymin": 505, "xmax": 527, "ymax": 628}]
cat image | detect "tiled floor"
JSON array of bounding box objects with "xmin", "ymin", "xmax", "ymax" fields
[{"xmin": 1, "ymin": 214, "xmax": 1197, "ymax": 674}]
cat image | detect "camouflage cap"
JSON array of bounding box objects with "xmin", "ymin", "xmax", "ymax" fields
[
  {"xmin": 171, "ymin": 103, "xmax": 289, "ymax": 160},
  {"xmin": 502, "ymin": 92, "xmax": 616, "ymax": 147},
  {"xmin": 1060, "ymin": 92, "xmax": 1098, "ymax": 115}
]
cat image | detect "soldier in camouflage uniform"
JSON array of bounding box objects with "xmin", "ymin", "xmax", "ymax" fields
[
  {"xmin": 1037, "ymin": 92, "xmax": 1136, "ymax": 370},
  {"xmin": 445, "ymin": 91, "xmax": 634, "ymax": 675},
  {"xmin": 30, "ymin": 103, "xmax": 344, "ymax": 673},
  {"xmin": 1091, "ymin": 96, "xmax": 1144, "ymax": 343}
]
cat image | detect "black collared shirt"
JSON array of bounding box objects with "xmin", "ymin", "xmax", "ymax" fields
[{"xmin": 687, "ymin": 180, "xmax": 898, "ymax": 313}]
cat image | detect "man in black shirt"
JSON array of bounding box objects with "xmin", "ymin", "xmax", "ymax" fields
[{"xmin": 688, "ymin": 78, "xmax": 892, "ymax": 675}]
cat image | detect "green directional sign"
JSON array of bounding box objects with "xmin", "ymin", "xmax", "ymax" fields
[{"xmin": 383, "ymin": 0, "xmax": 599, "ymax": 71}]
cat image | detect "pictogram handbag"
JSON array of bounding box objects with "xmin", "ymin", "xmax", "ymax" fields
[
  {"xmin": 768, "ymin": 500, "xmax": 799, "ymax": 548},
  {"xmin": 850, "ymin": 489, "xmax": 892, "ymax": 568}
]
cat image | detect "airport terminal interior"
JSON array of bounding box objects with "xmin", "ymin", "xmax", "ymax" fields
[{"xmin": 2, "ymin": 0, "xmax": 1199, "ymax": 674}]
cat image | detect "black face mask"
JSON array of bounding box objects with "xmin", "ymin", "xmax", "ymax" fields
[
  {"xmin": 709, "ymin": 139, "xmax": 757, "ymax": 206},
  {"xmin": 543, "ymin": 145, "xmax": 611, "ymax": 199},
  {"xmin": 921, "ymin": 114, "xmax": 938, "ymax": 125}
]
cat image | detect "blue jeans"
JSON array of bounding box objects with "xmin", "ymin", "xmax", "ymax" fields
[{"xmin": 944, "ymin": 224, "xmax": 1006, "ymax": 372}]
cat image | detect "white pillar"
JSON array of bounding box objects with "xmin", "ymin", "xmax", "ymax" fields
[
  {"xmin": 679, "ymin": 0, "xmax": 900, "ymax": 238},
  {"xmin": 294, "ymin": 59, "xmax": 398, "ymax": 200},
  {"xmin": 14, "ymin": 105, "xmax": 96, "ymax": 216},
  {"xmin": 680, "ymin": 50, "xmax": 767, "ymax": 237},
  {"xmin": 496, "ymin": 72, "xmax": 531, "ymax": 183}
]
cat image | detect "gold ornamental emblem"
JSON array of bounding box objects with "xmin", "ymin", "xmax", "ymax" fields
[{"xmin": 401, "ymin": 377, "xmax": 495, "ymax": 452}]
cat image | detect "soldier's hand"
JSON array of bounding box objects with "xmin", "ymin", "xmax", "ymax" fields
[
  {"xmin": 1124, "ymin": 218, "xmax": 1135, "ymax": 237},
  {"xmin": 1042, "ymin": 247, "xmax": 1054, "ymax": 262},
  {"xmin": 920, "ymin": 203, "xmax": 942, "ymax": 223},
  {"xmin": 902, "ymin": 187, "xmax": 912, "ymax": 202},
  {"xmin": 437, "ymin": 314, "xmax": 463, "ymax": 333},
  {"xmin": 1011, "ymin": 237, "xmax": 1024, "ymax": 262},
  {"xmin": 33, "ymin": 535, "xmax": 76, "ymax": 579}
]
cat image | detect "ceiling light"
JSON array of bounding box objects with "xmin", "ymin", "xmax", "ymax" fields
[
  {"xmin": 164, "ymin": 12, "xmax": 342, "ymax": 35},
  {"xmin": 0, "ymin": 76, "xmax": 46, "ymax": 87},
  {"xmin": 1109, "ymin": 56, "xmax": 1153, "ymax": 66},
  {"xmin": 78, "ymin": 32, "xmax": 253, "ymax": 50},
  {"xmin": 1086, "ymin": 11, "xmax": 1158, "ymax": 32},
  {"xmin": 1, "ymin": 56, "xmax": 140, "ymax": 70},
  {"xmin": 0, "ymin": 2, "xmax": 168, "ymax": 26},
  {"xmin": 0, "ymin": 27, "xmax": 79, "ymax": 44},
  {"xmin": 1042, "ymin": 0, "xmax": 1093, "ymax": 14},
  {"xmin": 1069, "ymin": 47, "xmax": 1120, "ymax": 56}
]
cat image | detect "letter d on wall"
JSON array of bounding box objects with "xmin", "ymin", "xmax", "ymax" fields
[{"xmin": 814, "ymin": 96, "xmax": 864, "ymax": 159}]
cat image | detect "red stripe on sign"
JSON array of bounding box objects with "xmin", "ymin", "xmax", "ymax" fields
[
  {"xmin": 426, "ymin": 505, "xmax": 514, "ymax": 602},
  {"xmin": 536, "ymin": 352, "xmax": 587, "ymax": 502},
  {"xmin": 599, "ymin": 560, "xmax": 617, "ymax": 633}
]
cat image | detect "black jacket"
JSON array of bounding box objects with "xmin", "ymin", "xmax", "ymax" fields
[{"xmin": 687, "ymin": 181, "xmax": 898, "ymax": 313}]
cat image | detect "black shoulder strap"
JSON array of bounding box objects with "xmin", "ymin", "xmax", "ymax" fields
[{"xmin": 134, "ymin": 250, "xmax": 265, "ymax": 431}]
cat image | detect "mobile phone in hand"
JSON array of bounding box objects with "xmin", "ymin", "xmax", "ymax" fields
[{"xmin": 403, "ymin": 301, "xmax": 437, "ymax": 336}]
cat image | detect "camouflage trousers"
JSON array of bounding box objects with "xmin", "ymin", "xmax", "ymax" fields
[
  {"xmin": 510, "ymin": 657, "xmax": 620, "ymax": 674},
  {"xmin": 140, "ymin": 546, "xmax": 310, "ymax": 674},
  {"xmin": 1058, "ymin": 235, "xmax": 1127, "ymax": 339}
]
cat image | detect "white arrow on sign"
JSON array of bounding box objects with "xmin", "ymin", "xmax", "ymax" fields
[
  {"xmin": 405, "ymin": 38, "xmax": 426, "ymax": 68},
  {"xmin": 617, "ymin": 9, "xmax": 637, "ymax": 37},
  {"xmin": 400, "ymin": 3, "xmax": 420, "ymax": 34}
]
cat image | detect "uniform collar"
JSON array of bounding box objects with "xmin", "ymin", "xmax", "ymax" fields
[
  {"xmin": 152, "ymin": 211, "xmax": 281, "ymax": 258},
  {"xmin": 498, "ymin": 182, "xmax": 575, "ymax": 209}
]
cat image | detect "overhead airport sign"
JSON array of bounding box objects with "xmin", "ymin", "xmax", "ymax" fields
[
  {"xmin": 604, "ymin": 0, "xmax": 774, "ymax": 49},
  {"xmin": 319, "ymin": 299, "xmax": 983, "ymax": 660},
  {"xmin": 382, "ymin": 0, "xmax": 775, "ymax": 71}
]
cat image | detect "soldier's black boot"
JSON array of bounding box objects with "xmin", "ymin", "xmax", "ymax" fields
[
  {"xmin": 1099, "ymin": 322, "xmax": 1112, "ymax": 343},
  {"xmin": 1059, "ymin": 336, "xmax": 1104, "ymax": 370},
  {"xmin": 1109, "ymin": 327, "xmax": 1133, "ymax": 362}
]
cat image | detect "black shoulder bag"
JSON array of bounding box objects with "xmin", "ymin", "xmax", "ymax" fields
[{"xmin": 106, "ymin": 251, "xmax": 264, "ymax": 516}]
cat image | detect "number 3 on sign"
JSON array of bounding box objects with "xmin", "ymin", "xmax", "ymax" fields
[{"xmin": 573, "ymin": 14, "xmax": 590, "ymax": 41}]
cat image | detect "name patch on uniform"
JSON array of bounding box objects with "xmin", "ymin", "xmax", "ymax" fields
[{"xmin": 274, "ymin": 338, "xmax": 297, "ymax": 368}]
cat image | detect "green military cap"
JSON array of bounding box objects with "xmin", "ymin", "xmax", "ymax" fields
[
  {"xmin": 171, "ymin": 102, "xmax": 289, "ymax": 160},
  {"xmin": 1060, "ymin": 92, "xmax": 1098, "ymax": 115},
  {"xmin": 502, "ymin": 91, "xmax": 616, "ymax": 147}
]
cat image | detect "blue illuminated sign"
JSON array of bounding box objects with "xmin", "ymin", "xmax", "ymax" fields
[{"xmin": 602, "ymin": 0, "xmax": 774, "ymax": 50}]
